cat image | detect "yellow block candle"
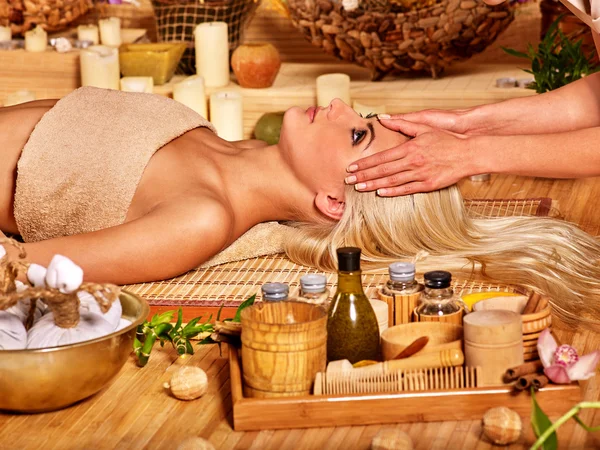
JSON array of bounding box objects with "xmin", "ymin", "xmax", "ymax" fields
[
  {"xmin": 352, "ymin": 101, "xmax": 386, "ymax": 117},
  {"xmin": 24, "ymin": 26, "xmax": 48, "ymax": 52},
  {"xmin": 80, "ymin": 45, "xmax": 120, "ymax": 90},
  {"xmin": 209, "ymin": 91, "xmax": 243, "ymax": 141},
  {"xmin": 173, "ymin": 75, "xmax": 207, "ymax": 118},
  {"xmin": 194, "ymin": 22, "xmax": 230, "ymax": 88},
  {"xmin": 99, "ymin": 17, "xmax": 122, "ymax": 47},
  {"xmin": 4, "ymin": 90, "xmax": 36, "ymax": 106},
  {"xmin": 120, "ymin": 76, "xmax": 154, "ymax": 93},
  {"xmin": 0, "ymin": 25, "xmax": 11, "ymax": 43},
  {"xmin": 77, "ymin": 24, "xmax": 99, "ymax": 45},
  {"xmin": 316, "ymin": 73, "xmax": 351, "ymax": 107}
]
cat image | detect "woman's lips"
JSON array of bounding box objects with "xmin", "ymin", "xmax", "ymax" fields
[{"xmin": 306, "ymin": 106, "xmax": 317, "ymax": 123}]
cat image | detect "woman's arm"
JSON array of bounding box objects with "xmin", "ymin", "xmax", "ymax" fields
[
  {"xmin": 18, "ymin": 198, "xmax": 232, "ymax": 284},
  {"xmin": 346, "ymin": 121, "xmax": 600, "ymax": 196},
  {"xmin": 381, "ymin": 72, "xmax": 600, "ymax": 136}
]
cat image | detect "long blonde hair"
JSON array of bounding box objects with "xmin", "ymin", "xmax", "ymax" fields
[{"xmin": 283, "ymin": 185, "xmax": 600, "ymax": 324}]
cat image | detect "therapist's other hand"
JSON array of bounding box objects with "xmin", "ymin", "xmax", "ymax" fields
[
  {"xmin": 345, "ymin": 119, "xmax": 473, "ymax": 196},
  {"xmin": 380, "ymin": 109, "xmax": 478, "ymax": 135}
]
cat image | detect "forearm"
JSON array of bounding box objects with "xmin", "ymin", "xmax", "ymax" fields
[
  {"xmin": 466, "ymin": 72, "xmax": 600, "ymax": 135},
  {"xmin": 472, "ymin": 128, "xmax": 600, "ymax": 178}
]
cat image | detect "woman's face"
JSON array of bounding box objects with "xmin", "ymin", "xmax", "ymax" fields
[{"xmin": 279, "ymin": 98, "xmax": 409, "ymax": 207}]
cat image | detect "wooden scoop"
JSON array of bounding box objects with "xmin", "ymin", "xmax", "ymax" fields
[{"xmin": 394, "ymin": 336, "xmax": 429, "ymax": 360}]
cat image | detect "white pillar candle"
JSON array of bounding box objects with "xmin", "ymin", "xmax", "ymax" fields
[
  {"xmin": 77, "ymin": 24, "xmax": 99, "ymax": 45},
  {"xmin": 80, "ymin": 45, "xmax": 120, "ymax": 90},
  {"xmin": 209, "ymin": 91, "xmax": 243, "ymax": 141},
  {"xmin": 24, "ymin": 26, "xmax": 47, "ymax": 52},
  {"xmin": 4, "ymin": 90, "xmax": 36, "ymax": 107},
  {"xmin": 120, "ymin": 76, "xmax": 154, "ymax": 93},
  {"xmin": 99, "ymin": 17, "xmax": 122, "ymax": 47},
  {"xmin": 194, "ymin": 22, "xmax": 230, "ymax": 88},
  {"xmin": 0, "ymin": 25, "xmax": 11, "ymax": 43},
  {"xmin": 352, "ymin": 101, "xmax": 386, "ymax": 117},
  {"xmin": 316, "ymin": 73, "xmax": 351, "ymax": 107},
  {"xmin": 173, "ymin": 75, "xmax": 207, "ymax": 118}
]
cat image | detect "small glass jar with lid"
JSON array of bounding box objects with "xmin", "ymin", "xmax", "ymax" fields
[
  {"xmin": 261, "ymin": 282, "xmax": 289, "ymax": 302},
  {"xmin": 297, "ymin": 274, "xmax": 330, "ymax": 309},
  {"xmin": 416, "ymin": 271, "xmax": 464, "ymax": 324},
  {"xmin": 382, "ymin": 262, "xmax": 422, "ymax": 296}
]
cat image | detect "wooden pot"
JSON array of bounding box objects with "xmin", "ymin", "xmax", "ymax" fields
[{"xmin": 240, "ymin": 301, "xmax": 327, "ymax": 397}]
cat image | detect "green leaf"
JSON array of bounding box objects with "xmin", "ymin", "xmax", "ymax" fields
[
  {"xmin": 501, "ymin": 46, "xmax": 528, "ymax": 59},
  {"xmin": 572, "ymin": 414, "xmax": 600, "ymax": 433},
  {"xmin": 233, "ymin": 294, "xmax": 257, "ymax": 323},
  {"xmin": 531, "ymin": 389, "xmax": 558, "ymax": 450},
  {"xmin": 150, "ymin": 310, "xmax": 175, "ymax": 326},
  {"xmin": 216, "ymin": 303, "xmax": 225, "ymax": 322}
]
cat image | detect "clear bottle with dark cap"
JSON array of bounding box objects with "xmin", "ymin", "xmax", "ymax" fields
[
  {"xmin": 416, "ymin": 271, "xmax": 462, "ymax": 317},
  {"xmin": 297, "ymin": 274, "xmax": 330, "ymax": 308},
  {"xmin": 382, "ymin": 262, "xmax": 423, "ymax": 295},
  {"xmin": 261, "ymin": 282, "xmax": 289, "ymax": 302},
  {"xmin": 327, "ymin": 247, "xmax": 380, "ymax": 363}
]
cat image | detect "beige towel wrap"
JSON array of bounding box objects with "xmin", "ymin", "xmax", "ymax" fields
[{"xmin": 14, "ymin": 87, "xmax": 288, "ymax": 268}]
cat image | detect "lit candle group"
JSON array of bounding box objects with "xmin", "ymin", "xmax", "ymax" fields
[
  {"xmin": 194, "ymin": 22, "xmax": 230, "ymax": 88},
  {"xmin": 99, "ymin": 17, "xmax": 122, "ymax": 47},
  {"xmin": 77, "ymin": 24, "xmax": 100, "ymax": 45}
]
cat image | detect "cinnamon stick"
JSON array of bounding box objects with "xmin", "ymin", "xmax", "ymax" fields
[
  {"xmin": 535, "ymin": 296, "xmax": 549, "ymax": 313},
  {"xmin": 523, "ymin": 292, "xmax": 541, "ymax": 314},
  {"xmin": 532, "ymin": 374, "xmax": 549, "ymax": 389},
  {"xmin": 514, "ymin": 373, "xmax": 538, "ymax": 391},
  {"xmin": 504, "ymin": 360, "xmax": 543, "ymax": 382}
]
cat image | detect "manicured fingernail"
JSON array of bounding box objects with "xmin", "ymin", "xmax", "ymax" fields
[
  {"xmin": 347, "ymin": 164, "xmax": 358, "ymax": 173},
  {"xmin": 377, "ymin": 189, "xmax": 387, "ymax": 196},
  {"xmin": 345, "ymin": 175, "xmax": 357, "ymax": 184},
  {"xmin": 355, "ymin": 183, "xmax": 367, "ymax": 191},
  {"xmin": 378, "ymin": 114, "xmax": 391, "ymax": 119}
]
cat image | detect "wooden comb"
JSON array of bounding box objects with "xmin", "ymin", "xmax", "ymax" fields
[{"xmin": 313, "ymin": 366, "xmax": 481, "ymax": 395}]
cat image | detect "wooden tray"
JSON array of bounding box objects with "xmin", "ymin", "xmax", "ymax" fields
[{"xmin": 228, "ymin": 345, "xmax": 580, "ymax": 431}]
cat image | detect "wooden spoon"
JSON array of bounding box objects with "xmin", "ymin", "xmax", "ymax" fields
[{"xmin": 394, "ymin": 336, "xmax": 430, "ymax": 360}]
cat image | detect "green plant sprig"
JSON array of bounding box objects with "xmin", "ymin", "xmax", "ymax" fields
[
  {"xmin": 502, "ymin": 15, "xmax": 599, "ymax": 94},
  {"xmin": 530, "ymin": 388, "xmax": 600, "ymax": 450},
  {"xmin": 133, "ymin": 294, "xmax": 256, "ymax": 367}
]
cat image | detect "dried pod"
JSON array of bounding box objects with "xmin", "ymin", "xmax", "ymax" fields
[
  {"xmin": 176, "ymin": 437, "xmax": 216, "ymax": 450},
  {"xmin": 482, "ymin": 406, "xmax": 522, "ymax": 445},
  {"xmin": 215, "ymin": 320, "xmax": 242, "ymax": 336},
  {"xmin": 167, "ymin": 366, "xmax": 208, "ymax": 401},
  {"xmin": 371, "ymin": 428, "xmax": 413, "ymax": 450}
]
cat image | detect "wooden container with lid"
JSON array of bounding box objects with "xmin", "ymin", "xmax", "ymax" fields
[{"xmin": 463, "ymin": 310, "xmax": 524, "ymax": 387}]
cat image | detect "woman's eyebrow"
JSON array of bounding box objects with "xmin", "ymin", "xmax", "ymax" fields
[{"xmin": 364, "ymin": 122, "xmax": 376, "ymax": 151}]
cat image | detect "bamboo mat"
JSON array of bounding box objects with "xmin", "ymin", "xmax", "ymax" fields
[{"xmin": 126, "ymin": 197, "xmax": 551, "ymax": 308}]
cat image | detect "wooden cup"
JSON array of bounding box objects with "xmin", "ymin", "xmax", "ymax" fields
[
  {"xmin": 377, "ymin": 287, "xmax": 422, "ymax": 326},
  {"xmin": 240, "ymin": 301, "xmax": 327, "ymax": 397},
  {"xmin": 463, "ymin": 310, "xmax": 524, "ymax": 387}
]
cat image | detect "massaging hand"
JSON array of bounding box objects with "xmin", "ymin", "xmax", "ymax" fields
[{"xmin": 346, "ymin": 118, "xmax": 474, "ymax": 196}]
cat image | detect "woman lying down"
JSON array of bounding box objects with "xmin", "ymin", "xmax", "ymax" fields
[{"xmin": 0, "ymin": 87, "xmax": 598, "ymax": 321}]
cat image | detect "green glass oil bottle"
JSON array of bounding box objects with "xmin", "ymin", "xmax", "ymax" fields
[{"xmin": 327, "ymin": 247, "xmax": 381, "ymax": 363}]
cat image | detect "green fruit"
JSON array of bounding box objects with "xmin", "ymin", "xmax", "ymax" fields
[{"xmin": 254, "ymin": 111, "xmax": 285, "ymax": 145}]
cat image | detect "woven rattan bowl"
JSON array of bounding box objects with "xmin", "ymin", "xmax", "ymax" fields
[
  {"xmin": 0, "ymin": 290, "xmax": 148, "ymax": 413},
  {"xmin": 287, "ymin": 0, "xmax": 515, "ymax": 78},
  {"xmin": 0, "ymin": 0, "xmax": 93, "ymax": 35}
]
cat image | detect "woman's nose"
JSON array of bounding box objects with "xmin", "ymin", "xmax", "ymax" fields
[{"xmin": 328, "ymin": 98, "xmax": 353, "ymax": 120}]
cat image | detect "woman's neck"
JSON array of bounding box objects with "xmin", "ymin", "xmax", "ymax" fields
[{"xmin": 205, "ymin": 136, "xmax": 320, "ymax": 229}]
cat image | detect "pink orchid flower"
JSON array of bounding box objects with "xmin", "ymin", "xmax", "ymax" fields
[{"xmin": 537, "ymin": 328, "xmax": 600, "ymax": 384}]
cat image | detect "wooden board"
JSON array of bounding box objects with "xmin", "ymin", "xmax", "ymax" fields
[{"xmin": 228, "ymin": 345, "xmax": 580, "ymax": 431}]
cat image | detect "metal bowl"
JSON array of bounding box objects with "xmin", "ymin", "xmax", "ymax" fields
[{"xmin": 0, "ymin": 290, "xmax": 149, "ymax": 413}]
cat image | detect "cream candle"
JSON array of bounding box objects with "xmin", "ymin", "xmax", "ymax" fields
[
  {"xmin": 173, "ymin": 75, "xmax": 207, "ymax": 118},
  {"xmin": 316, "ymin": 73, "xmax": 351, "ymax": 107},
  {"xmin": 99, "ymin": 17, "xmax": 122, "ymax": 47},
  {"xmin": 120, "ymin": 76, "xmax": 154, "ymax": 93},
  {"xmin": 77, "ymin": 24, "xmax": 99, "ymax": 45},
  {"xmin": 24, "ymin": 26, "xmax": 47, "ymax": 52},
  {"xmin": 353, "ymin": 101, "xmax": 386, "ymax": 117},
  {"xmin": 4, "ymin": 90, "xmax": 36, "ymax": 107},
  {"xmin": 209, "ymin": 91, "xmax": 243, "ymax": 141},
  {"xmin": 194, "ymin": 22, "xmax": 230, "ymax": 87},
  {"xmin": 80, "ymin": 45, "xmax": 120, "ymax": 90},
  {"xmin": 0, "ymin": 25, "xmax": 11, "ymax": 43}
]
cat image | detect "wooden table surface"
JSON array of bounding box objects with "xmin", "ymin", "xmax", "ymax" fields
[{"xmin": 1, "ymin": 174, "xmax": 599, "ymax": 450}]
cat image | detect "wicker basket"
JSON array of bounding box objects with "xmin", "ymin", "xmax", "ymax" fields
[
  {"xmin": 287, "ymin": 0, "xmax": 515, "ymax": 79},
  {"xmin": 0, "ymin": 0, "xmax": 93, "ymax": 35}
]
